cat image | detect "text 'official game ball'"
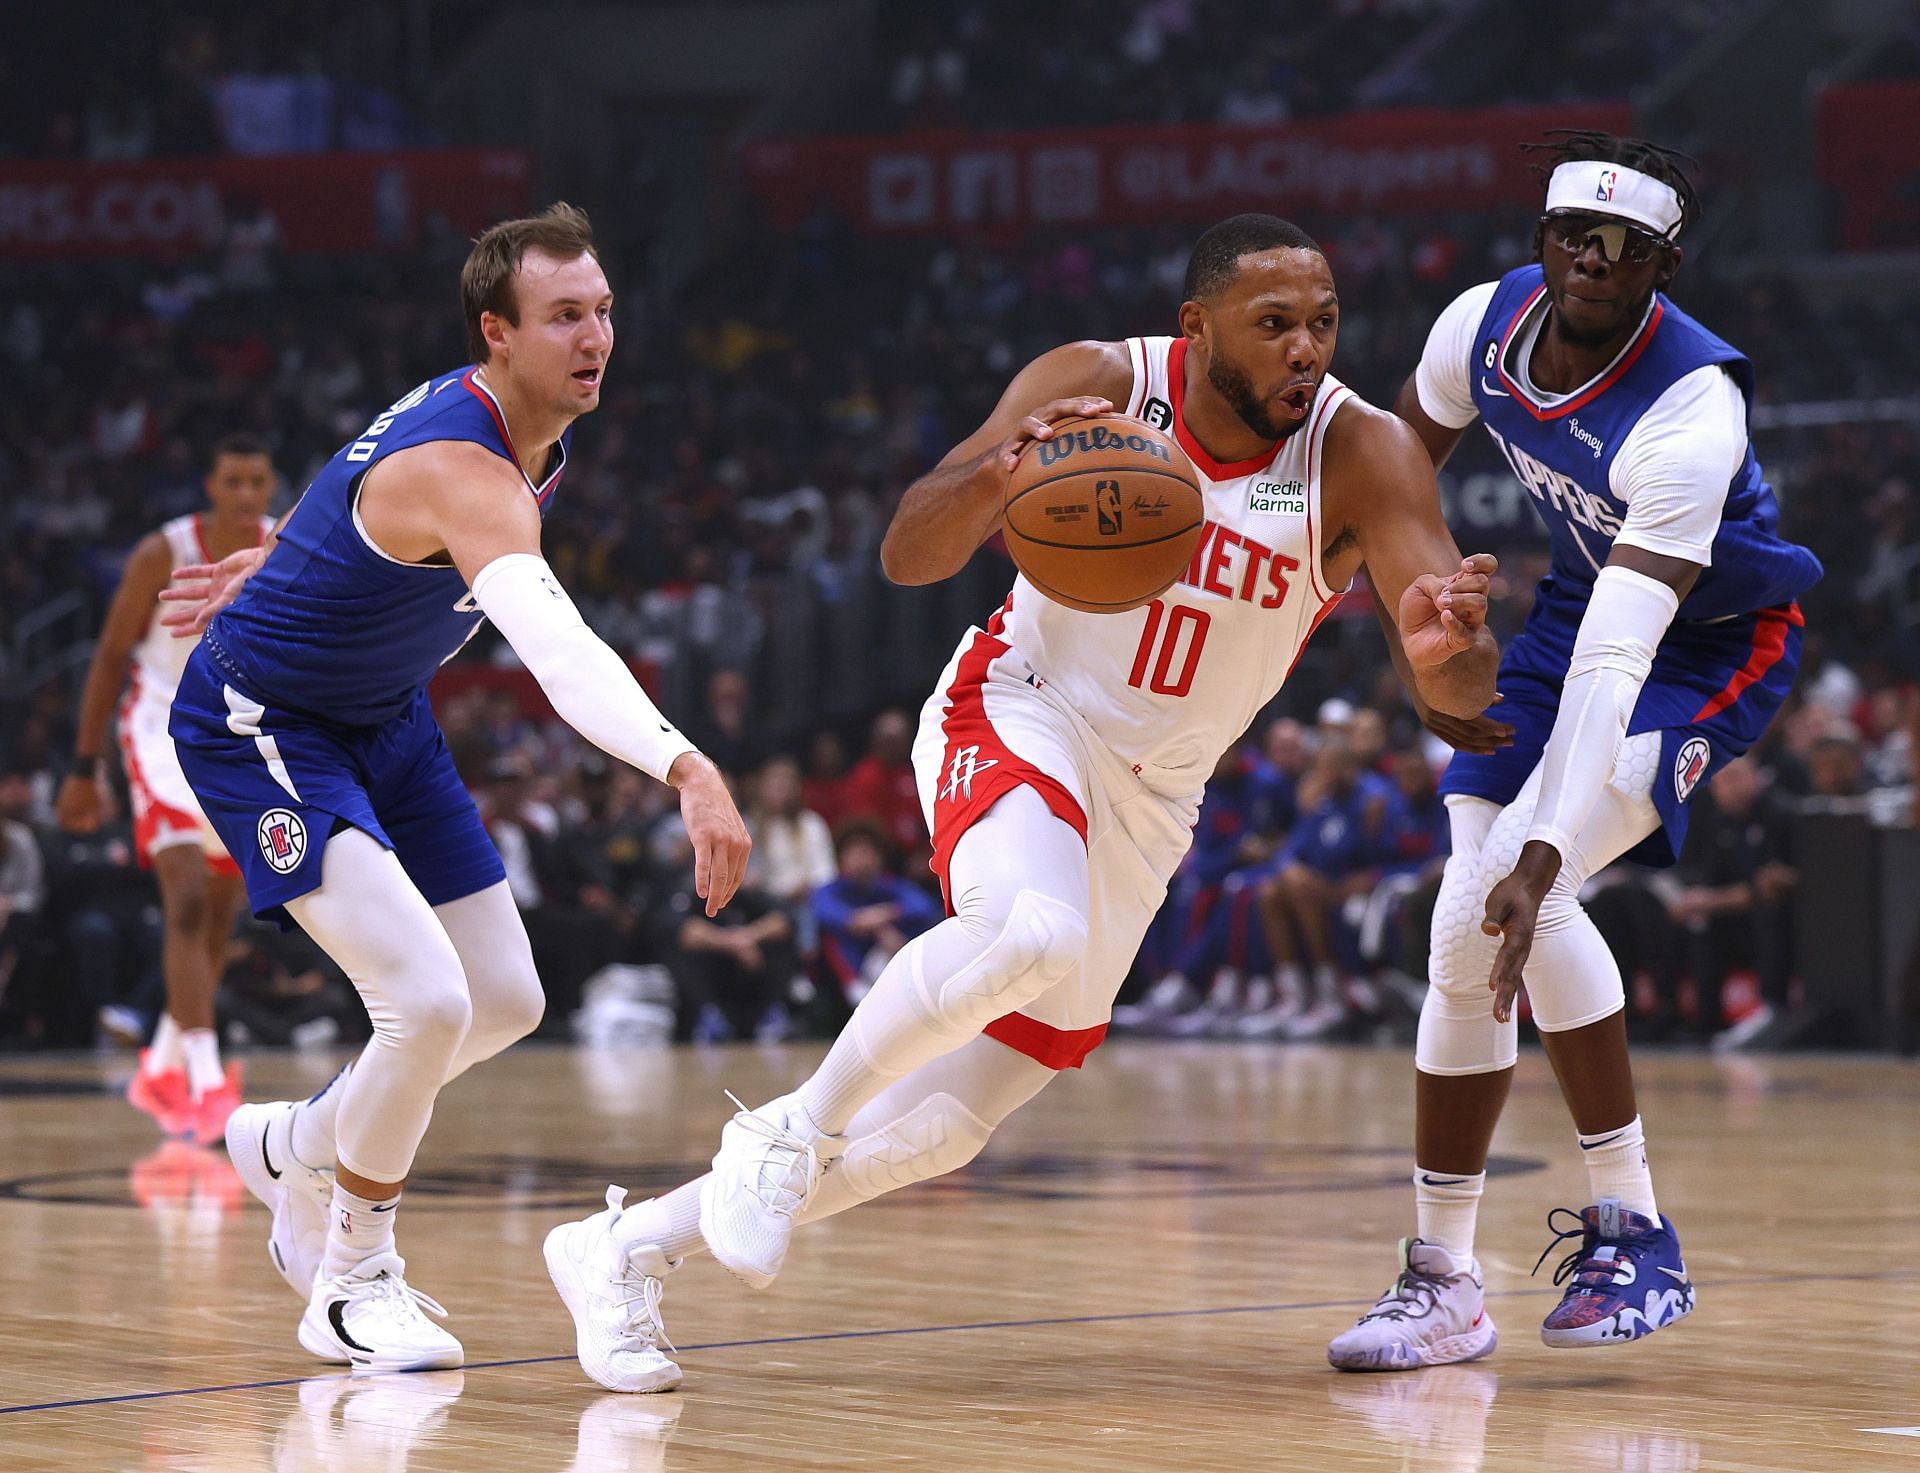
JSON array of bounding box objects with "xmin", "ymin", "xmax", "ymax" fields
[{"xmin": 1002, "ymin": 415, "xmax": 1204, "ymax": 614}]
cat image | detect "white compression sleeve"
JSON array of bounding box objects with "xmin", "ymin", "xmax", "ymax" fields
[
  {"xmin": 1525, "ymin": 564, "xmax": 1681, "ymax": 860},
  {"xmin": 470, "ymin": 553, "xmax": 697, "ymax": 782}
]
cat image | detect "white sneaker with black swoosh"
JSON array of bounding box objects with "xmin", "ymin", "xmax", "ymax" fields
[
  {"xmin": 226, "ymin": 1099, "xmax": 336, "ymax": 1297},
  {"xmin": 299, "ymin": 1251, "xmax": 464, "ymax": 1373}
]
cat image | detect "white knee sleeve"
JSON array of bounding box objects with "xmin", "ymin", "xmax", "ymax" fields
[
  {"xmin": 910, "ymin": 886, "xmax": 1088, "ymax": 1036},
  {"xmin": 1417, "ymin": 833, "xmax": 1517, "ymax": 1076},
  {"xmin": 818, "ymin": 1092, "xmax": 995, "ymax": 1211},
  {"xmin": 435, "ymin": 881, "xmax": 546, "ymax": 1083}
]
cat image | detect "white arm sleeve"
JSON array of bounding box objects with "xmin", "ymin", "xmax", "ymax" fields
[
  {"xmin": 470, "ymin": 553, "xmax": 698, "ymax": 784},
  {"xmin": 1524, "ymin": 564, "xmax": 1681, "ymax": 861},
  {"xmin": 1608, "ymin": 365, "xmax": 1747, "ymax": 566},
  {"xmin": 1412, "ymin": 282, "xmax": 1498, "ymax": 430}
]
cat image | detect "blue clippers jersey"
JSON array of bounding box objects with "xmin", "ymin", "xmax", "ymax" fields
[
  {"xmin": 203, "ymin": 367, "xmax": 567, "ymax": 725},
  {"xmin": 1468, "ymin": 266, "xmax": 1820, "ymax": 622}
]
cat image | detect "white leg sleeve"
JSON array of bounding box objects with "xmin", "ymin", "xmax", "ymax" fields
[
  {"xmin": 1416, "ymin": 734, "xmax": 1663, "ymax": 1073},
  {"xmin": 797, "ymin": 1032, "xmax": 1056, "ymax": 1224},
  {"xmin": 794, "ymin": 785, "xmax": 1090, "ymax": 1134},
  {"xmin": 284, "ymin": 829, "xmax": 472, "ymax": 1183},
  {"xmin": 433, "ymin": 880, "xmax": 546, "ymax": 1083}
]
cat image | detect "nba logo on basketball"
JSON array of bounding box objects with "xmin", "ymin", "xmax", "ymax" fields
[
  {"xmin": 1596, "ymin": 169, "xmax": 1618, "ymax": 202},
  {"xmin": 1095, "ymin": 480, "xmax": 1123, "ymax": 535}
]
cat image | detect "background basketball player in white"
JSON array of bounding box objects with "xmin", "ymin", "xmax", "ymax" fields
[
  {"xmin": 545, "ymin": 213, "xmax": 1503, "ymax": 1393},
  {"xmin": 57, "ymin": 436, "xmax": 275, "ymax": 1144}
]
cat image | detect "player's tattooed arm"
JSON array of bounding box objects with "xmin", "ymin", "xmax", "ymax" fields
[
  {"xmin": 1324, "ymin": 401, "xmax": 1500, "ymax": 719},
  {"xmin": 880, "ymin": 340, "xmax": 1133, "ymax": 586}
]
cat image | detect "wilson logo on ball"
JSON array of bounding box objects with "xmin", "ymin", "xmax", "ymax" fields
[{"xmin": 1035, "ymin": 426, "xmax": 1172, "ymax": 468}]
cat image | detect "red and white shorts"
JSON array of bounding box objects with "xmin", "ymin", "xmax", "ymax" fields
[
  {"xmin": 913, "ymin": 622, "xmax": 1196, "ymax": 1071},
  {"xmin": 119, "ymin": 690, "xmax": 240, "ymax": 875}
]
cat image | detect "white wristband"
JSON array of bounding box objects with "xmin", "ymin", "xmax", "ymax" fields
[
  {"xmin": 1525, "ymin": 564, "xmax": 1681, "ymax": 860},
  {"xmin": 470, "ymin": 553, "xmax": 698, "ymax": 783}
]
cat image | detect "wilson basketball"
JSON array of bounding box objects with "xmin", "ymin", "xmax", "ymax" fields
[{"xmin": 1003, "ymin": 415, "xmax": 1204, "ymax": 614}]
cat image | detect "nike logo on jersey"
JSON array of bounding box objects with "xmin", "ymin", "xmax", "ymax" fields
[{"xmin": 1479, "ymin": 376, "xmax": 1511, "ymax": 398}]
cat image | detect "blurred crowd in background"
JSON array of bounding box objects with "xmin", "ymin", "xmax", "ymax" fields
[{"xmin": 2, "ymin": 0, "xmax": 1918, "ymax": 1057}]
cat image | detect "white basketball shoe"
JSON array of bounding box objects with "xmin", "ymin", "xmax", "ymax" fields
[
  {"xmin": 1327, "ymin": 1239, "xmax": 1498, "ymax": 1372},
  {"xmin": 699, "ymin": 1091, "xmax": 845, "ymax": 1289},
  {"xmin": 545, "ymin": 1186, "xmax": 683, "ymax": 1394},
  {"xmin": 299, "ymin": 1252, "xmax": 464, "ymax": 1373},
  {"xmin": 226, "ymin": 1098, "xmax": 336, "ymax": 1296}
]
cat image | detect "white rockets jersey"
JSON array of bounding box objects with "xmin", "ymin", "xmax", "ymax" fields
[
  {"xmin": 986, "ymin": 335, "xmax": 1354, "ymax": 798},
  {"xmin": 128, "ymin": 513, "xmax": 273, "ymax": 703}
]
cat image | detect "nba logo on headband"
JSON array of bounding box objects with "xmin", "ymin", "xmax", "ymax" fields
[{"xmin": 1596, "ymin": 169, "xmax": 1617, "ymax": 203}]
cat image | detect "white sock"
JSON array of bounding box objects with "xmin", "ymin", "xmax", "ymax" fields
[
  {"xmin": 613, "ymin": 1185, "xmax": 705, "ymax": 1262},
  {"xmin": 1414, "ymin": 1167, "xmax": 1485, "ymax": 1262},
  {"xmin": 147, "ymin": 1014, "xmax": 184, "ymax": 1073},
  {"xmin": 1311, "ymin": 962, "xmax": 1339, "ymax": 1006},
  {"xmin": 181, "ymin": 1029, "xmax": 223, "ymax": 1099},
  {"xmin": 322, "ymin": 1184, "xmax": 398, "ymax": 1279},
  {"xmin": 1578, "ymin": 1115, "xmax": 1659, "ymax": 1221},
  {"xmin": 292, "ymin": 1061, "xmax": 353, "ymax": 1168}
]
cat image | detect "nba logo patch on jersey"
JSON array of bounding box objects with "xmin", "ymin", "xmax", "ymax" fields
[
  {"xmin": 1673, "ymin": 737, "xmax": 1711, "ymax": 802},
  {"xmin": 257, "ymin": 808, "xmax": 309, "ymax": 874}
]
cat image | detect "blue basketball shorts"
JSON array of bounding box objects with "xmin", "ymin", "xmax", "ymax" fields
[
  {"xmin": 1439, "ymin": 601, "xmax": 1804, "ymax": 867},
  {"xmin": 169, "ymin": 645, "xmax": 505, "ymax": 926}
]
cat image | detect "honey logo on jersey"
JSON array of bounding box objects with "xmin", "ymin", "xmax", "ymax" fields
[{"xmin": 1247, "ymin": 478, "xmax": 1306, "ymax": 516}]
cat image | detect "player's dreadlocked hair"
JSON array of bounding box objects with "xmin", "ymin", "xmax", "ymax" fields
[
  {"xmin": 1183, "ymin": 214, "xmax": 1323, "ymax": 301},
  {"xmin": 1523, "ymin": 130, "xmax": 1703, "ymax": 241}
]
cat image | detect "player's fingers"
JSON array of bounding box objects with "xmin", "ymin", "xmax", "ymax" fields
[
  {"xmin": 1460, "ymin": 553, "xmax": 1498, "ymax": 577},
  {"xmin": 1444, "ymin": 592, "xmax": 1488, "ymax": 624},
  {"xmin": 157, "ymin": 583, "xmax": 209, "ymax": 603},
  {"xmin": 692, "ymin": 830, "xmax": 712, "ymax": 905},
  {"xmin": 1445, "ymin": 571, "xmax": 1490, "ymax": 597}
]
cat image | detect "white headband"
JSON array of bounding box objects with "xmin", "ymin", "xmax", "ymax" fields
[{"xmin": 1545, "ymin": 160, "xmax": 1683, "ymax": 239}]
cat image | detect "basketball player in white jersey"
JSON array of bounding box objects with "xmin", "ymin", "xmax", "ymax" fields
[
  {"xmin": 544, "ymin": 213, "xmax": 1503, "ymax": 1393},
  {"xmin": 57, "ymin": 436, "xmax": 275, "ymax": 1145}
]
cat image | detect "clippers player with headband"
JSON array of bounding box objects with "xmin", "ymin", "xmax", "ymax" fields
[
  {"xmin": 1328, "ymin": 134, "xmax": 1822, "ymax": 1370},
  {"xmin": 56, "ymin": 435, "xmax": 275, "ymax": 1143},
  {"xmin": 161, "ymin": 205, "xmax": 749, "ymax": 1375},
  {"xmin": 544, "ymin": 214, "xmax": 1503, "ymax": 1394}
]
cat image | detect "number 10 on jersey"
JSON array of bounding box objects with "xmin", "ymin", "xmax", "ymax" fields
[{"xmin": 1126, "ymin": 599, "xmax": 1210, "ymax": 697}]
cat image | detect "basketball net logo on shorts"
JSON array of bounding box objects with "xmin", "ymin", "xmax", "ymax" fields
[
  {"xmin": 940, "ymin": 745, "xmax": 999, "ymax": 803},
  {"xmin": 257, "ymin": 808, "xmax": 308, "ymax": 873},
  {"xmin": 1673, "ymin": 736, "xmax": 1711, "ymax": 802}
]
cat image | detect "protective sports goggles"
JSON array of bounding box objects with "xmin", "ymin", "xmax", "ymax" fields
[{"xmin": 1540, "ymin": 211, "xmax": 1671, "ymax": 266}]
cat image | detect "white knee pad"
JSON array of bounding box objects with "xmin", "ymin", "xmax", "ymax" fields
[
  {"xmin": 1416, "ymin": 844, "xmax": 1517, "ymax": 1075},
  {"xmin": 913, "ymin": 888, "xmax": 1088, "ymax": 1035},
  {"xmin": 1518, "ymin": 883, "xmax": 1627, "ymax": 1033},
  {"xmin": 831, "ymin": 1091, "xmax": 995, "ymax": 1205}
]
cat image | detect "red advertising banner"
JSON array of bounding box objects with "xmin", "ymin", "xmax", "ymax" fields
[
  {"xmin": 1817, "ymin": 80, "xmax": 1920, "ymax": 251},
  {"xmin": 741, "ymin": 104, "xmax": 1634, "ymax": 237},
  {"xmin": 0, "ymin": 148, "xmax": 532, "ymax": 260}
]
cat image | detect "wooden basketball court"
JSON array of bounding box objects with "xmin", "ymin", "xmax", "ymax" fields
[{"xmin": 1, "ymin": 1040, "xmax": 1916, "ymax": 1471}]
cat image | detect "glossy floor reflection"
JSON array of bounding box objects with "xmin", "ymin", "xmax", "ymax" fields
[{"xmin": 1, "ymin": 1042, "xmax": 1917, "ymax": 1470}]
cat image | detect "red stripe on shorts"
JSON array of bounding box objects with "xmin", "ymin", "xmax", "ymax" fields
[
  {"xmin": 982, "ymin": 1012, "xmax": 1108, "ymax": 1071},
  {"xmin": 1692, "ymin": 602, "xmax": 1804, "ymax": 722}
]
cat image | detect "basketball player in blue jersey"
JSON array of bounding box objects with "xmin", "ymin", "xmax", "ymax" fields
[
  {"xmin": 160, "ymin": 204, "xmax": 749, "ymax": 1376},
  {"xmin": 1328, "ymin": 133, "xmax": 1822, "ymax": 1371}
]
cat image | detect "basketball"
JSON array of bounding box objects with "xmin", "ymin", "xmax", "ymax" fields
[{"xmin": 1002, "ymin": 415, "xmax": 1205, "ymax": 613}]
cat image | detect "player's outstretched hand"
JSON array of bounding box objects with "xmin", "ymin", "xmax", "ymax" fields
[
  {"xmin": 159, "ymin": 546, "xmax": 268, "ymax": 638},
  {"xmin": 670, "ymin": 752, "xmax": 752, "ymax": 917},
  {"xmin": 1418, "ymin": 692, "xmax": 1517, "ymax": 756},
  {"xmin": 1397, "ymin": 553, "xmax": 1496, "ymax": 670},
  {"xmin": 54, "ymin": 772, "xmax": 106, "ymax": 834},
  {"xmin": 997, "ymin": 397, "xmax": 1115, "ymax": 473},
  {"xmin": 1481, "ymin": 868, "xmax": 1540, "ymax": 1023}
]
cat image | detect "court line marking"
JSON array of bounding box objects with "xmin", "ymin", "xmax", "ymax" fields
[{"xmin": 3, "ymin": 1265, "xmax": 1916, "ymax": 1419}]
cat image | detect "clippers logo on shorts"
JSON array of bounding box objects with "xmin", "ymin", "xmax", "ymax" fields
[
  {"xmin": 1673, "ymin": 736, "xmax": 1711, "ymax": 802},
  {"xmin": 940, "ymin": 745, "xmax": 999, "ymax": 803},
  {"xmin": 257, "ymin": 808, "xmax": 309, "ymax": 873},
  {"xmin": 1596, "ymin": 169, "xmax": 1617, "ymax": 202},
  {"xmin": 1096, "ymin": 480, "xmax": 1122, "ymax": 535},
  {"xmin": 1139, "ymin": 396, "xmax": 1173, "ymax": 432}
]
